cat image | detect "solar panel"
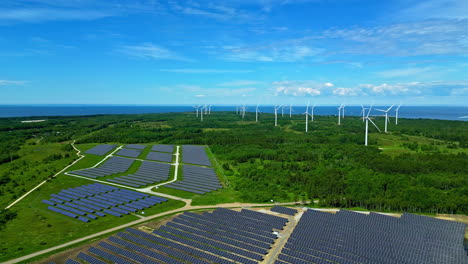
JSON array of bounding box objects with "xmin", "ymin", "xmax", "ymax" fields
[
  {"xmin": 77, "ymin": 252, "xmax": 107, "ymax": 264},
  {"xmin": 182, "ymin": 145, "xmax": 212, "ymax": 166},
  {"xmin": 84, "ymin": 144, "xmax": 118, "ymax": 156},
  {"xmin": 125, "ymin": 144, "xmax": 146, "ymax": 149},
  {"xmin": 116, "ymin": 148, "xmax": 142, "ymax": 158},
  {"xmin": 151, "ymin": 144, "xmax": 174, "ymax": 153}
]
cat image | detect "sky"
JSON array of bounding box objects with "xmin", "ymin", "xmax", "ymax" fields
[{"xmin": 0, "ymin": 0, "xmax": 467, "ymax": 105}]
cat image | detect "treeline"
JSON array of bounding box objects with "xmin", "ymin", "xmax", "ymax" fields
[{"xmin": 1, "ymin": 112, "xmax": 467, "ymax": 214}]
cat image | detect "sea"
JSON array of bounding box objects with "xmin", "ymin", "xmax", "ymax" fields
[{"xmin": 0, "ymin": 105, "xmax": 466, "ymax": 121}]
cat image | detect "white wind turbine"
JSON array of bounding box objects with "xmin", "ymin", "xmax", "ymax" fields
[
  {"xmin": 288, "ymin": 104, "xmax": 294, "ymax": 118},
  {"xmin": 274, "ymin": 105, "xmax": 282, "ymax": 126},
  {"xmin": 394, "ymin": 103, "xmax": 402, "ymax": 125},
  {"xmin": 241, "ymin": 104, "xmax": 246, "ymax": 119},
  {"xmin": 193, "ymin": 105, "xmax": 200, "ymax": 118},
  {"xmin": 200, "ymin": 105, "xmax": 204, "ymax": 121},
  {"xmin": 364, "ymin": 105, "xmax": 381, "ymax": 146},
  {"xmin": 255, "ymin": 104, "xmax": 260, "ymax": 122},
  {"xmin": 208, "ymin": 105, "xmax": 212, "ymax": 114},
  {"xmin": 304, "ymin": 102, "xmax": 312, "ymax": 132},
  {"xmin": 310, "ymin": 104, "xmax": 316, "ymax": 121},
  {"xmin": 341, "ymin": 104, "xmax": 346, "ymax": 119},
  {"xmin": 360, "ymin": 105, "xmax": 368, "ymax": 122},
  {"xmin": 337, "ymin": 104, "xmax": 344, "ymax": 125},
  {"xmin": 376, "ymin": 104, "xmax": 394, "ymax": 133},
  {"xmin": 281, "ymin": 105, "xmax": 285, "ymax": 117}
]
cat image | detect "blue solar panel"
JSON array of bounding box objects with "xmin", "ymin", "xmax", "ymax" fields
[
  {"xmin": 42, "ymin": 200, "xmax": 55, "ymax": 206},
  {"xmin": 103, "ymin": 209, "xmax": 122, "ymax": 217},
  {"xmin": 47, "ymin": 206, "xmax": 77, "ymax": 219}
]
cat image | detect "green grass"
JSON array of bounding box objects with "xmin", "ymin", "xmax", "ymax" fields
[{"xmin": 0, "ymin": 144, "xmax": 186, "ymax": 262}]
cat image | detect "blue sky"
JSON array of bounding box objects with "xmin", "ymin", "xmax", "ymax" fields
[{"xmin": 0, "ymin": 0, "xmax": 467, "ymax": 105}]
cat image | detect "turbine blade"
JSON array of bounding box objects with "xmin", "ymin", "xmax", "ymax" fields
[{"xmin": 368, "ymin": 118, "xmax": 381, "ymax": 132}]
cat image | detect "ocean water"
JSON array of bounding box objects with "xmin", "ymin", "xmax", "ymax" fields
[{"xmin": 0, "ymin": 105, "xmax": 466, "ymax": 121}]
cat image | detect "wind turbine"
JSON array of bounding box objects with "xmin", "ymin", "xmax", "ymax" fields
[
  {"xmin": 241, "ymin": 104, "xmax": 246, "ymax": 119},
  {"xmin": 394, "ymin": 103, "xmax": 402, "ymax": 125},
  {"xmin": 200, "ymin": 105, "xmax": 204, "ymax": 121},
  {"xmin": 304, "ymin": 103, "xmax": 312, "ymax": 132},
  {"xmin": 310, "ymin": 104, "xmax": 316, "ymax": 121},
  {"xmin": 288, "ymin": 104, "xmax": 294, "ymax": 118},
  {"xmin": 360, "ymin": 105, "xmax": 368, "ymax": 122},
  {"xmin": 342, "ymin": 104, "xmax": 346, "ymax": 119},
  {"xmin": 337, "ymin": 104, "xmax": 344, "ymax": 125},
  {"xmin": 255, "ymin": 104, "xmax": 260, "ymax": 122},
  {"xmin": 281, "ymin": 105, "xmax": 285, "ymax": 117},
  {"xmin": 193, "ymin": 105, "xmax": 200, "ymax": 118},
  {"xmin": 208, "ymin": 105, "xmax": 212, "ymax": 115},
  {"xmin": 364, "ymin": 105, "xmax": 381, "ymax": 146},
  {"xmin": 376, "ymin": 104, "xmax": 394, "ymax": 133},
  {"xmin": 274, "ymin": 105, "xmax": 282, "ymax": 126}
]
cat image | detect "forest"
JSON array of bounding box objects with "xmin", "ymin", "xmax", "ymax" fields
[{"xmin": 0, "ymin": 111, "xmax": 467, "ymax": 215}]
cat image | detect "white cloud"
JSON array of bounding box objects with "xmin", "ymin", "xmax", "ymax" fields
[
  {"xmin": 397, "ymin": 0, "xmax": 468, "ymax": 20},
  {"xmin": 159, "ymin": 69, "xmax": 252, "ymax": 73},
  {"xmin": 226, "ymin": 45, "xmax": 322, "ymax": 62},
  {"xmin": 195, "ymin": 94, "xmax": 206, "ymax": 98},
  {"xmin": 117, "ymin": 43, "xmax": 189, "ymax": 61},
  {"xmin": 332, "ymin": 87, "xmax": 358, "ymax": 96},
  {"xmin": 272, "ymin": 80, "xmax": 468, "ymax": 97},
  {"xmin": 376, "ymin": 67, "xmax": 433, "ymax": 78},
  {"xmin": 0, "ymin": 8, "xmax": 113, "ymax": 22},
  {"xmin": 322, "ymin": 19, "xmax": 468, "ymax": 56},
  {"xmin": 0, "ymin": 79, "xmax": 28, "ymax": 86},
  {"xmin": 273, "ymin": 81, "xmax": 334, "ymax": 96}
]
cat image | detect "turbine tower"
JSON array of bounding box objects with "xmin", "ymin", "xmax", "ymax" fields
[
  {"xmin": 193, "ymin": 105, "xmax": 200, "ymax": 117},
  {"xmin": 274, "ymin": 105, "xmax": 282, "ymax": 126},
  {"xmin": 342, "ymin": 104, "xmax": 346, "ymax": 119},
  {"xmin": 255, "ymin": 104, "xmax": 260, "ymax": 122},
  {"xmin": 200, "ymin": 105, "xmax": 204, "ymax": 121},
  {"xmin": 241, "ymin": 104, "xmax": 246, "ymax": 119},
  {"xmin": 394, "ymin": 103, "xmax": 402, "ymax": 125},
  {"xmin": 364, "ymin": 105, "xmax": 381, "ymax": 146},
  {"xmin": 310, "ymin": 104, "xmax": 316, "ymax": 121},
  {"xmin": 289, "ymin": 104, "xmax": 293, "ymax": 118},
  {"xmin": 304, "ymin": 103, "xmax": 312, "ymax": 132},
  {"xmin": 281, "ymin": 105, "xmax": 285, "ymax": 117},
  {"xmin": 376, "ymin": 104, "xmax": 394, "ymax": 133},
  {"xmin": 338, "ymin": 104, "xmax": 344, "ymax": 125}
]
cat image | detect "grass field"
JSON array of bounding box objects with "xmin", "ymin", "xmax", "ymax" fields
[{"xmin": 0, "ymin": 144, "xmax": 185, "ymax": 262}]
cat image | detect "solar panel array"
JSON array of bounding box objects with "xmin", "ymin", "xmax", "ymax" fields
[
  {"xmin": 164, "ymin": 165, "xmax": 221, "ymax": 194},
  {"xmin": 42, "ymin": 183, "xmax": 167, "ymax": 222},
  {"xmin": 182, "ymin": 145, "xmax": 212, "ymax": 166},
  {"xmin": 69, "ymin": 156, "xmax": 134, "ymax": 179},
  {"xmin": 84, "ymin": 144, "xmax": 117, "ymax": 156},
  {"xmin": 151, "ymin": 144, "xmax": 174, "ymax": 153},
  {"xmin": 64, "ymin": 208, "xmax": 288, "ymax": 264},
  {"xmin": 275, "ymin": 209, "xmax": 468, "ymax": 264},
  {"xmin": 125, "ymin": 144, "xmax": 146, "ymax": 149},
  {"xmin": 116, "ymin": 148, "xmax": 142, "ymax": 158},
  {"xmin": 106, "ymin": 161, "xmax": 171, "ymax": 188},
  {"xmin": 146, "ymin": 151, "xmax": 173, "ymax": 163},
  {"xmin": 271, "ymin": 206, "xmax": 298, "ymax": 216}
]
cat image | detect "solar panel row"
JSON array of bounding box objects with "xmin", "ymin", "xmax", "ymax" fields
[
  {"xmin": 271, "ymin": 205, "xmax": 298, "ymax": 216},
  {"xmin": 69, "ymin": 156, "xmax": 134, "ymax": 178},
  {"xmin": 65, "ymin": 208, "xmax": 285, "ymax": 264},
  {"xmin": 84, "ymin": 144, "xmax": 118, "ymax": 156},
  {"xmin": 115, "ymin": 148, "xmax": 142, "ymax": 158},
  {"xmin": 125, "ymin": 144, "xmax": 146, "ymax": 150},
  {"xmin": 277, "ymin": 209, "xmax": 468, "ymax": 264},
  {"xmin": 45, "ymin": 183, "xmax": 167, "ymax": 223},
  {"xmin": 151, "ymin": 144, "xmax": 174, "ymax": 153},
  {"xmin": 145, "ymin": 151, "xmax": 173, "ymax": 162},
  {"xmin": 182, "ymin": 145, "xmax": 212, "ymax": 166},
  {"xmin": 106, "ymin": 160, "xmax": 171, "ymax": 187},
  {"xmin": 165, "ymin": 164, "xmax": 222, "ymax": 194}
]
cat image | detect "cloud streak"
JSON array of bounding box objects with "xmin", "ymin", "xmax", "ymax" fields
[
  {"xmin": 0, "ymin": 79, "xmax": 29, "ymax": 86},
  {"xmin": 117, "ymin": 44, "xmax": 189, "ymax": 61},
  {"xmin": 159, "ymin": 69, "xmax": 252, "ymax": 73}
]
